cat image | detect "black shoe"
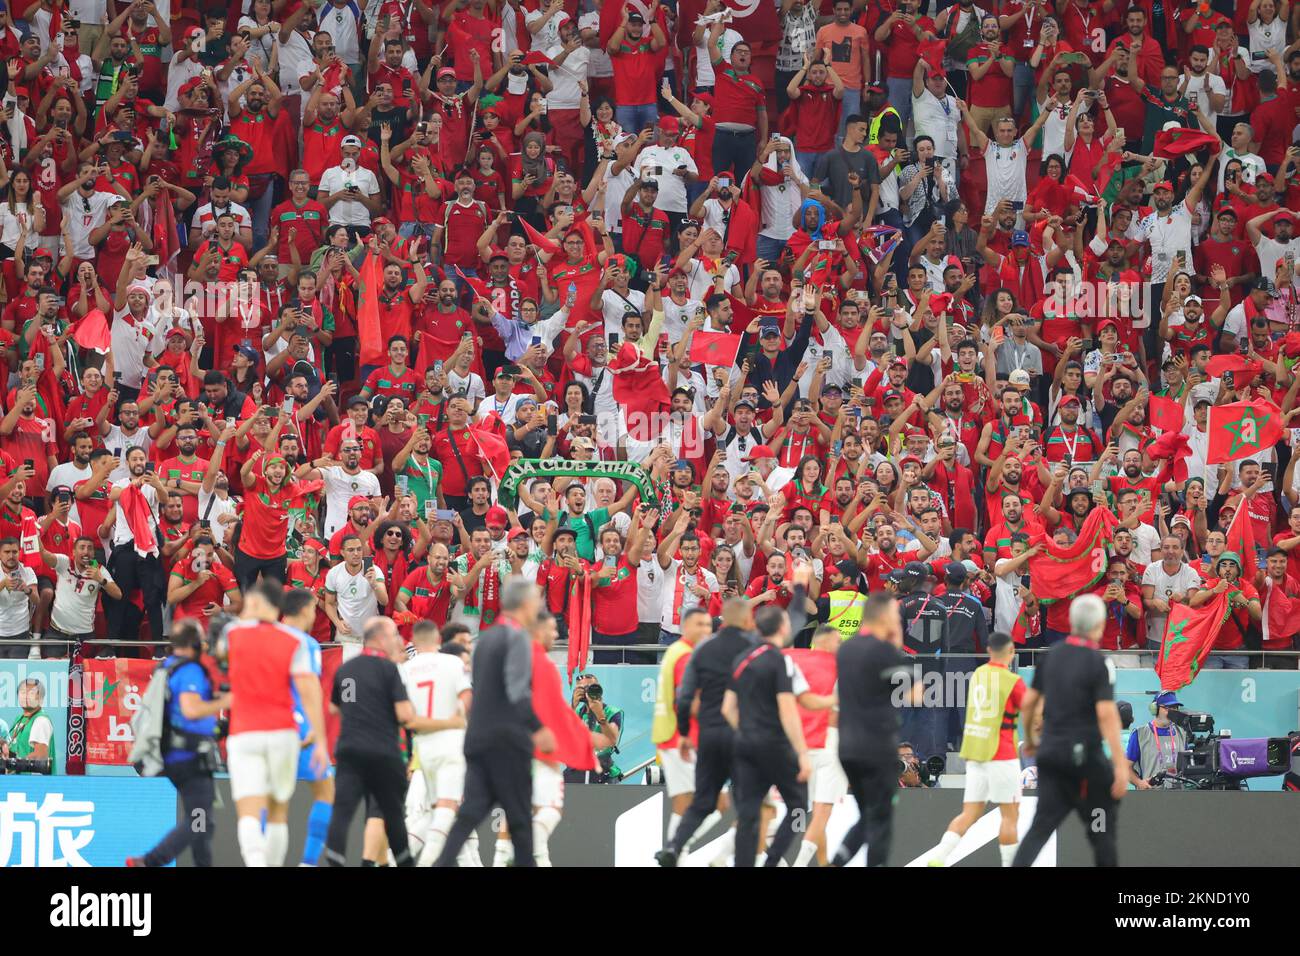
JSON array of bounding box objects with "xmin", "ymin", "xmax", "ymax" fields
[{"xmin": 655, "ymin": 848, "xmax": 678, "ymax": 867}]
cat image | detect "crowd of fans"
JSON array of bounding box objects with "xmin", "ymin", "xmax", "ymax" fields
[{"xmin": 0, "ymin": 0, "xmax": 1297, "ymax": 715}]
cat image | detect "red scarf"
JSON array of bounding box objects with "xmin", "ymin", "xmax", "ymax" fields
[
  {"xmin": 530, "ymin": 640, "xmax": 596, "ymax": 769},
  {"xmin": 566, "ymin": 568, "xmax": 592, "ymax": 681}
]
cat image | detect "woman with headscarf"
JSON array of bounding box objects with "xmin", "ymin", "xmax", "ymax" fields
[{"xmin": 510, "ymin": 129, "xmax": 555, "ymax": 233}]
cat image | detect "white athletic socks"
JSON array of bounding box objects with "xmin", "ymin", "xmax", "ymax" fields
[
  {"xmin": 459, "ymin": 832, "xmax": 483, "ymax": 867},
  {"xmin": 1000, "ymin": 843, "xmax": 1019, "ymax": 867},
  {"xmin": 532, "ymin": 807, "xmax": 562, "ymax": 867},
  {"xmin": 666, "ymin": 813, "xmax": 681, "ymax": 843},
  {"xmin": 418, "ymin": 806, "xmax": 457, "ymax": 867},
  {"xmin": 237, "ymin": 816, "xmax": 267, "ymax": 867},
  {"xmin": 265, "ymin": 822, "xmax": 289, "ymax": 868},
  {"xmin": 794, "ymin": 840, "xmax": 819, "ymax": 868},
  {"xmin": 691, "ymin": 810, "xmax": 723, "ymax": 847},
  {"xmin": 493, "ymin": 837, "xmax": 514, "ymax": 868},
  {"xmin": 930, "ymin": 830, "xmax": 962, "ymax": 865}
]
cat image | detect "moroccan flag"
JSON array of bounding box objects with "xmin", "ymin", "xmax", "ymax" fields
[
  {"xmin": 469, "ymin": 421, "xmax": 511, "ymax": 480},
  {"xmin": 1098, "ymin": 155, "xmax": 1144, "ymax": 205},
  {"xmin": 610, "ymin": 342, "xmax": 670, "ymax": 441},
  {"xmin": 927, "ymin": 293, "xmax": 953, "ymax": 317},
  {"xmin": 1028, "ymin": 507, "xmax": 1119, "ymax": 604},
  {"xmin": 563, "ymin": 573, "xmax": 593, "ymax": 688},
  {"xmin": 1204, "ymin": 353, "xmax": 1261, "ymax": 390},
  {"xmin": 1065, "ymin": 174, "xmax": 1100, "ymax": 205},
  {"xmin": 1149, "ymin": 394, "xmax": 1184, "ymax": 433},
  {"xmin": 1206, "ymin": 400, "xmax": 1284, "ymax": 465},
  {"xmin": 1222, "ymin": 496, "xmax": 1257, "ymax": 583},
  {"xmin": 120, "ymin": 484, "xmax": 160, "ymax": 557},
  {"xmin": 455, "ymin": 266, "xmax": 491, "ymax": 301},
  {"xmin": 521, "ymin": 50, "xmax": 553, "ymax": 67},
  {"xmin": 1153, "ymin": 127, "xmax": 1219, "ymax": 159},
  {"xmin": 689, "ymin": 331, "xmax": 743, "ymax": 367},
  {"xmin": 519, "ymin": 216, "xmax": 561, "ymax": 257},
  {"xmin": 152, "ymin": 190, "xmax": 179, "ymax": 278},
  {"xmin": 356, "ymin": 252, "xmax": 385, "ymax": 367},
  {"xmin": 1156, "ymin": 593, "xmax": 1231, "ymax": 690},
  {"xmin": 721, "ymin": 191, "xmax": 759, "ymax": 266},
  {"xmin": 73, "ymin": 309, "xmax": 112, "ymax": 353},
  {"xmin": 725, "ymin": 293, "xmax": 757, "ymax": 334},
  {"xmin": 531, "ymin": 640, "xmax": 596, "ymax": 768},
  {"xmin": 917, "ymin": 39, "xmax": 947, "ymax": 73}
]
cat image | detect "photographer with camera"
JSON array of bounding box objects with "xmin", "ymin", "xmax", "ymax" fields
[
  {"xmin": 1125, "ymin": 691, "xmax": 1190, "ymax": 791},
  {"xmin": 127, "ymin": 619, "xmax": 229, "ymax": 867},
  {"xmin": 568, "ymin": 672, "xmax": 623, "ymax": 784},
  {"xmin": 2, "ymin": 678, "xmax": 55, "ymax": 772},
  {"xmin": 898, "ymin": 743, "xmax": 926, "ymax": 789}
]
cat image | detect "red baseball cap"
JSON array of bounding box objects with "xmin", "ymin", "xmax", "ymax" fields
[
  {"xmin": 743, "ymin": 444, "xmax": 776, "ymax": 462},
  {"xmin": 1153, "ymin": 180, "xmax": 1174, "ymax": 192},
  {"xmin": 348, "ymin": 495, "xmax": 370, "ymax": 510},
  {"xmin": 485, "ymin": 505, "xmax": 509, "ymax": 528},
  {"xmin": 507, "ymin": 526, "xmax": 528, "ymax": 541}
]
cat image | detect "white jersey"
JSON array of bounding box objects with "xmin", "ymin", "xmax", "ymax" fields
[
  {"xmin": 50, "ymin": 554, "xmax": 114, "ymax": 636},
  {"xmin": 658, "ymin": 559, "xmax": 719, "ymax": 633},
  {"xmin": 1137, "ymin": 202, "xmax": 1194, "ymax": 284},
  {"xmin": 982, "ymin": 138, "xmax": 1029, "ymax": 213},
  {"xmin": 324, "ymin": 562, "xmax": 380, "ymax": 639},
  {"xmin": 321, "ymin": 466, "xmax": 380, "ymax": 537},
  {"xmin": 400, "ymin": 651, "xmax": 471, "ymax": 756},
  {"xmin": 1141, "ymin": 561, "xmax": 1202, "ymax": 642}
]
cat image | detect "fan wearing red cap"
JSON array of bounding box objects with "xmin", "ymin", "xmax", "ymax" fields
[
  {"xmin": 1145, "ymin": 154, "xmax": 1217, "ymax": 288},
  {"xmin": 1245, "ymin": 207, "xmax": 1300, "ymax": 282},
  {"xmin": 327, "ymin": 496, "xmax": 379, "ymax": 560},
  {"xmin": 286, "ymin": 541, "xmax": 333, "ymax": 642}
]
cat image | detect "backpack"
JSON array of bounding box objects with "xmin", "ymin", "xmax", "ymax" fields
[{"xmin": 128, "ymin": 658, "xmax": 193, "ymax": 777}]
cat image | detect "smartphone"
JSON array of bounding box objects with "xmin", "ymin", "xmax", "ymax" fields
[
  {"xmin": 327, "ymin": 372, "xmax": 339, "ymax": 387},
  {"xmin": 362, "ymin": 556, "xmax": 374, "ymax": 573},
  {"xmin": 531, "ymin": 335, "xmax": 542, "ymax": 347},
  {"xmin": 281, "ymin": 397, "xmax": 294, "ymax": 415},
  {"xmin": 830, "ymin": 515, "xmax": 841, "ymax": 525},
  {"xmin": 547, "ymin": 413, "xmax": 557, "ymax": 435},
  {"xmin": 1262, "ymin": 462, "xmax": 1277, "ymax": 482},
  {"xmin": 1010, "ymin": 201, "xmax": 1025, "ymax": 211},
  {"xmin": 432, "ymin": 359, "xmax": 445, "ymax": 374},
  {"xmin": 395, "ymin": 475, "xmax": 409, "ymax": 495},
  {"xmin": 198, "ymin": 519, "xmax": 211, "ymax": 530},
  {"xmin": 1082, "ymin": 338, "xmax": 1095, "ymax": 353},
  {"xmin": 145, "ymin": 461, "xmax": 156, "ymax": 474},
  {"xmin": 34, "ymin": 353, "xmax": 45, "ymax": 373},
  {"xmin": 113, "ymin": 371, "xmax": 123, "ymax": 384},
  {"xmin": 818, "ymin": 240, "xmax": 837, "ymax": 251},
  {"xmin": 418, "ymin": 413, "xmax": 430, "ymax": 427},
  {"xmin": 23, "ymin": 458, "xmax": 33, "ymax": 471},
  {"xmin": 578, "ymin": 414, "xmax": 598, "ymax": 426},
  {"xmin": 718, "ymin": 177, "xmax": 730, "ymax": 189},
  {"xmin": 435, "ymin": 509, "xmax": 456, "ymax": 521},
  {"xmin": 608, "ymin": 332, "xmax": 620, "ymax": 348},
  {"xmin": 832, "ymin": 440, "xmax": 843, "ymax": 456},
  {"xmin": 1223, "ymin": 370, "xmax": 1235, "ymax": 389}
]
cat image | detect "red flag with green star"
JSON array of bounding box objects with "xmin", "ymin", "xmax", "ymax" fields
[
  {"xmin": 1206, "ymin": 399, "xmax": 1284, "ymax": 464},
  {"xmin": 1156, "ymin": 592, "xmax": 1231, "ymax": 690}
]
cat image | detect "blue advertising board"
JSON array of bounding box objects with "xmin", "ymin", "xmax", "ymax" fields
[
  {"xmin": 0, "ymin": 776, "xmax": 175, "ymax": 866},
  {"xmin": 0, "ymin": 661, "xmax": 70, "ymax": 774}
]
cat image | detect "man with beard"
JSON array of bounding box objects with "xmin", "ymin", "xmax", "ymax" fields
[
  {"xmin": 227, "ymin": 69, "xmax": 286, "ymax": 248},
  {"xmin": 1094, "ymin": 446, "xmax": 1162, "ymax": 525},
  {"xmin": 1140, "ymin": 535, "xmax": 1203, "ymax": 659},
  {"xmin": 157, "ymin": 425, "xmax": 211, "ymax": 526},
  {"xmin": 302, "ymin": 439, "xmax": 382, "ymax": 537},
  {"xmin": 656, "ymin": 513, "xmax": 720, "ymax": 646},
  {"xmin": 1160, "ymin": 290, "xmax": 1226, "ymax": 361},
  {"xmin": 861, "ymin": 520, "xmax": 906, "ymax": 592},
  {"xmin": 1042, "ymin": 483, "xmax": 1095, "ymax": 534},
  {"xmin": 922, "ymin": 435, "xmax": 978, "ymax": 533},
  {"xmin": 1257, "ymin": 548, "xmax": 1300, "ymax": 669},
  {"xmin": 1136, "ymin": 159, "xmax": 1217, "ymax": 323},
  {"xmin": 395, "ymin": 542, "xmax": 458, "ymax": 629},
  {"xmin": 327, "ymin": 495, "xmax": 379, "ymax": 559},
  {"xmin": 236, "ymin": 445, "xmax": 318, "ymax": 589},
  {"xmin": 976, "ymin": 385, "xmax": 1033, "ymax": 469},
  {"xmin": 984, "ymin": 491, "xmax": 1040, "ymax": 569},
  {"xmin": 1191, "ymin": 552, "xmax": 1261, "ymax": 669},
  {"xmin": 1042, "ymin": 394, "xmax": 1101, "ymax": 464},
  {"xmin": 105, "ymin": 447, "xmax": 170, "ymax": 649},
  {"xmin": 702, "ymin": 392, "xmax": 786, "ymax": 482},
  {"xmin": 985, "ymin": 441, "xmax": 1043, "ymax": 528},
  {"xmin": 429, "ymin": 396, "xmax": 484, "ymax": 512}
]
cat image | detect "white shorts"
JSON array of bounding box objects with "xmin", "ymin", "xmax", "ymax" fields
[
  {"xmin": 532, "ymin": 760, "xmax": 565, "ymax": 810},
  {"xmin": 658, "ymin": 746, "xmax": 695, "ymax": 798},
  {"xmin": 416, "ymin": 741, "xmax": 467, "ymax": 805},
  {"xmin": 963, "ymin": 758, "xmax": 1023, "ymax": 805},
  {"xmin": 227, "ymin": 729, "xmax": 301, "ymax": 803},
  {"xmin": 809, "ymin": 735, "xmax": 849, "ymax": 805}
]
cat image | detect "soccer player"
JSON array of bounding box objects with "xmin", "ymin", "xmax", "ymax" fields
[
  {"xmin": 787, "ymin": 625, "xmax": 846, "ymax": 867},
  {"xmin": 400, "ymin": 620, "xmax": 473, "ymax": 867},
  {"xmin": 225, "ymin": 582, "xmax": 329, "ymax": 867},
  {"xmin": 280, "ymin": 588, "xmax": 335, "ymax": 867},
  {"xmin": 927, "ymin": 631, "xmax": 1027, "ymax": 867}
]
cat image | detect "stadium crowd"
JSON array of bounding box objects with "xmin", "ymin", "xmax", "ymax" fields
[{"xmin": 0, "ymin": 0, "xmax": 1299, "ymax": 810}]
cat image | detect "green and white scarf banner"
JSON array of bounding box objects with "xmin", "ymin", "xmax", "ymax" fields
[{"xmin": 497, "ymin": 458, "xmax": 660, "ymax": 511}]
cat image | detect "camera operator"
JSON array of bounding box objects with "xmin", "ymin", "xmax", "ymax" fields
[
  {"xmin": 567, "ymin": 673, "xmax": 623, "ymax": 784},
  {"xmin": 898, "ymin": 742, "xmax": 925, "ymax": 788},
  {"xmin": 127, "ymin": 619, "xmax": 229, "ymax": 867},
  {"xmin": 2, "ymin": 678, "xmax": 55, "ymax": 770},
  {"xmin": 1125, "ymin": 691, "xmax": 1190, "ymax": 790}
]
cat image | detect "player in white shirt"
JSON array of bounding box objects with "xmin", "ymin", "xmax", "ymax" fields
[{"xmin": 400, "ymin": 621, "xmax": 474, "ymax": 867}]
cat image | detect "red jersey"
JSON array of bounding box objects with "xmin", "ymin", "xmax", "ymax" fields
[
  {"xmin": 785, "ymin": 647, "xmax": 836, "ymax": 749},
  {"xmin": 227, "ymin": 620, "xmax": 312, "ymax": 734},
  {"xmin": 591, "ymin": 557, "xmax": 639, "ymax": 636},
  {"xmin": 170, "ymin": 557, "xmax": 239, "ymax": 621}
]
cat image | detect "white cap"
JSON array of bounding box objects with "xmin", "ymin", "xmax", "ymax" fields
[{"xmin": 341, "ymin": 134, "xmax": 364, "ymax": 149}]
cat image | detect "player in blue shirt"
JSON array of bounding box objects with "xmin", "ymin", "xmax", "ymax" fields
[{"xmin": 283, "ymin": 589, "xmax": 336, "ymax": 866}]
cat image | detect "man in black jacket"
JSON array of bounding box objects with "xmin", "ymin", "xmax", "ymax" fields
[
  {"xmin": 433, "ymin": 580, "xmax": 556, "ymax": 867},
  {"xmin": 936, "ymin": 562, "xmax": 990, "ymax": 753}
]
